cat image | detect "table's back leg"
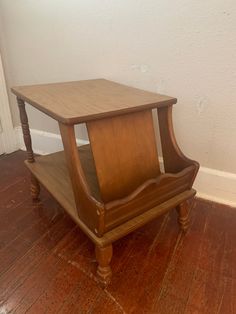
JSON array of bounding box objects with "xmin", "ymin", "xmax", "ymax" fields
[
  {"xmin": 17, "ymin": 97, "xmax": 40, "ymax": 201},
  {"xmin": 157, "ymin": 105, "xmax": 199, "ymax": 232},
  {"xmin": 30, "ymin": 173, "xmax": 40, "ymax": 201},
  {"xmin": 176, "ymin": 201, "xmax": 191, "ymax": 233}
]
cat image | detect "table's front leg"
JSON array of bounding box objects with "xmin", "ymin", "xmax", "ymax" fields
[
  {"xmin": 17, "ymin": 97, "xmax": 40, "ymax": 201},
  {"xmin": 59, "ymin": 122, "xmax": 113, "ymax": 287},
  {"xmin": 95, "ymin": 244, "xmax": 113, "ymax": 288}
]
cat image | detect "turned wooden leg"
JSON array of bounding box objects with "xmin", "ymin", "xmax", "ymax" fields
[
  {"xmin": 17, "ymin": 97, "xmax": 40, "ymax": 201},
  {"xmin": 31, "ymin": 174, "xmax": 40, "ymax": 201},
  {"xmin": 176, "ymin": 201, "xmax": 190, "ymax": 233},
  {"xmin": 17, "ymin": 98, "xmax": 35, "ymax": 163},
  {"xmin": 95, "ymin": 244, "xmax": 113, "ymax": 288}
]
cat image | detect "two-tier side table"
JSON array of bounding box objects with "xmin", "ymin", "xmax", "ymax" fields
[{"xmin": 12, "ymin": 79, "xmax": 199, "ymax": 287}]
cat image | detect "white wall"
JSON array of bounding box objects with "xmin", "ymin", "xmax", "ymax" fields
[{"xmin": 0, "ymin": 0, "xmax": 236, "ymax": 175}]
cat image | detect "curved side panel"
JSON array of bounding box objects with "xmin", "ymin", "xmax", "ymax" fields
[
  {"xmin": 157, "ymin": 105, "xmax": 199, "ymax": 186},
  {"xmin": 87, "ymin": 109, "xmax": 160, "ymax": 203},
  {"xmin": 59, "ymin": 123, "xmax": 105, "ymax": 236}
]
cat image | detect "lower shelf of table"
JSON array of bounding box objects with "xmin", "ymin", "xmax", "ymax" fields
[
  {"xmin": 25, "ymin": 146, "xmax": 196, "ymax": 247},
  {"xmin": 26, "ymin": 144, "xmax": 99, "ymax": 216}
]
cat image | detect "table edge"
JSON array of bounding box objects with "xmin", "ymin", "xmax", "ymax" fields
[{"xmin": 11, "ymin": 87, "xmax": 177, "ymax": 124}]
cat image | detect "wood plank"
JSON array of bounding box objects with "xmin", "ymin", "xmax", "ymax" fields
[
  {"xmin": 90, "ymin": 291, "xmax": 125, "ymax": 314},
  {"xmin": 0, "ymin": 178, "xmax": 32, "ymax": 221},
  {"xmin": 0, "ymin": 197, "xmax": 46, "ymax": 251},
  {"xmin": 26, "ymin": 234, "xmax": 97, "ymax": 313},
  {"xmin": 58, "ymin": 278, "xmax": 101, "ymax": 314},
  {"xmin": 101, "ymin": 212, "xmax": 176, "ymax": 313},
  {"xmin": 0, "ymin": 198, "xmax": 64, "ymax": 276},
  {"xmin": 184, "ymin": 201, "xmax": 236, "ymax": 314},
  {"xmin": 1, "ymin": 218, "xmax": 76, "ymax": 313},
  {"xmin": 11, "ymin": 79, "xmax": 177, "ymax": 124},
  {"xmin": 150, "ymin": 199, "xmax": 211, "ymax": 313},
  {"xmin": 0, "ymin": 217, "xmax": 75, "ymax": 304},
  {"xmin": 15, "ymin": 236, "xmax": 86, "ymax": 313},
  {"xmin": 0, "ymin": 156, "xmax": 27, "ymax": 192}
]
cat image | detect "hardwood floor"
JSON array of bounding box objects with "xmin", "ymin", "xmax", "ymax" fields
[{"xmin": 0, "ymin": 151, "xmax": 235, "ymax": 314}]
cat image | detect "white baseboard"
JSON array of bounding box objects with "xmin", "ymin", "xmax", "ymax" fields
[
  {"xmin": 15, "ymin": 127, "xmax": 236, "ymax": 207},
  {"xmin": 15, "ymin": 126, "xmax": 89, "ymax": 155},
  {"xmin": 194, "ymin": 167, "xmax": 236, "ymax": 207}
]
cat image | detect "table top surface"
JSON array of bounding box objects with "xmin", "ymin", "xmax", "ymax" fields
[{"xmin": 12, "ymin": 79, "xmax": 177, "ymax": 124}]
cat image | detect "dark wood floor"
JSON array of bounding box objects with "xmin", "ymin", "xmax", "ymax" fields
[{"xmin": 0, "ymin": 151, "xmax": 235, "ymax": 314}]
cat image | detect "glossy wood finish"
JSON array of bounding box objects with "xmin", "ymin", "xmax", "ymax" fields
[
  {"xmin": 13, "ymin": 79, "xmax": 199, "ymax": 286},
  {"xmin": 12, "ymin": 79, "xmax": 177, "ymax": 124},
  {"xmin": 0, "ymin": 151, "xmax": 235, "ymax": 313}
]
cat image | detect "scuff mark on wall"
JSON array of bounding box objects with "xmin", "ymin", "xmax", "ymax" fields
[
  {"xmin": 130, "ymin": 64, "xmax": 150, "ymax": 73},
  {"xmin": 196, "ymin": 96, "xmax": 207, "ymax": 115}
]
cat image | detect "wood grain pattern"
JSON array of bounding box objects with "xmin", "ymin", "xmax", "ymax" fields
[
  {"xmin": 87, "ymin": 109, "xmax": 160, "ymax": 202},
  {"xmin": 25, "ymin": 147, "xmax": 196, "ymax": 247},
  {"xmin": 11, "ymin": 79, "xmax": 176, "ymax": 124},
  {"xmin": 13, "ymin": 81, "xmax": 199, "ymax": 287},
  {"xmin": 0, "ymin": 152, "xmax": 235, "ymax": 313}
]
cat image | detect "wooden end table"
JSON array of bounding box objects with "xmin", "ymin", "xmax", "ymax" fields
[{"xmin": 12, "ymin": 79, "xmax": 199, "ymax": 287}]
